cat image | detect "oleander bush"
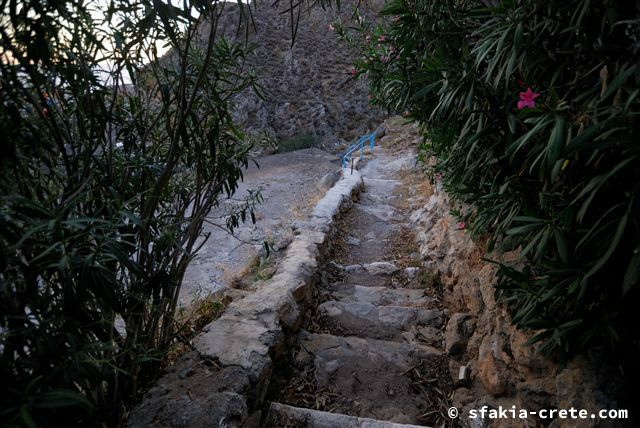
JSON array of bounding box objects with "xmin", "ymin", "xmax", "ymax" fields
[
  {"xmin": 277, "ymin": 132, "xmax": 318, "ymax": 152},
  {"xmin": 0, "ymin": 0, "xmax": 262, "ymax": 425},
  {"xmin": 336, "ymin": 0, "xmax": 640, "ymax": 361}
]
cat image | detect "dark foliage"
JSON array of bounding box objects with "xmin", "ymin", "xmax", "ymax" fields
[{"xmin": 0, "ymin": 0, "xmax": 261, "ymax": 425}]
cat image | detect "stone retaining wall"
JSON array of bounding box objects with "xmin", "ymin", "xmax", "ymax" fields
[
  {"xmin": 127, "ymin": 168, "xmax": 363, "ymax": 427},
  {"xmin": 410, "ymin": 191, "xmax": 628, "ymax": 428}
]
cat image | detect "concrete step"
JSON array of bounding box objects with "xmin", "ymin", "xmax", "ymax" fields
[
  {"xmin": 316, "ymin": 300, "xmax": 443, "ymax": 341},
  {"xmin": 294, "ymin": 331, "xmax": 441, "ymax": 423},
  {"xmin": 266, "ymin": 403, "xmax": 430, "ymax": 428}
]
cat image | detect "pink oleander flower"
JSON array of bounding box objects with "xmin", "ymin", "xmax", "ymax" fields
[
  {"xmin": 456, "ymin": 222, "xmax": 466, "ymax": 230},
  {"xmin": 518, "ymin": 87, "xmax": 540, "ymax": 110},
  {"xmin": 378, "ymin": 35, "xmax": 386, "ymax": 42},
  {"xmin": 328, "ymin": 24, "xmax": 334, "ymax": 31},
  {"xmin": 350, "ymin": 68, "xmax": 357, "ymax": 75}
]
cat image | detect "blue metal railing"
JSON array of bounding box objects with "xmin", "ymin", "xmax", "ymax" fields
[{"xmin": 340, "ymin": 132, "xmax": 376, "ymax": 168}]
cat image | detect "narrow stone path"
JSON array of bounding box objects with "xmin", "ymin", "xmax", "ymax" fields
[
  {"xmin": 266, "ymin": 147, "xmax": 451, "ymax": 427},
  {"xmin": 181, "ymin": 148, "xmax": 338, "ymax": 303}
]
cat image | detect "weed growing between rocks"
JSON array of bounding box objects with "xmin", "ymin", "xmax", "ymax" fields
[
  {"xmin": 165, "ymin": 294, "xmax": 231, "ymax": 367},
  {"xmin": 230, "ymin": 253, "xmax": 278, "ymax": 290}
]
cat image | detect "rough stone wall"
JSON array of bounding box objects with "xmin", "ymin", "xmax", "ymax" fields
[
  {"xmin": 199, "ymin": 1, "xmax": 384, "ymax": 149},
  {"xmin": 410, "ymin": 189, "xmax": 629, "ymax": 427}
]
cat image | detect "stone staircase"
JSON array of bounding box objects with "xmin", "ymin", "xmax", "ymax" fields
[{"xmin": 266, "ymin": 150, "xmax": 444, "ymax": 427}]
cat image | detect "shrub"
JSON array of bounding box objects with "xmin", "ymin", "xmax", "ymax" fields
[
  {"xmin": 277, "ymin": 132, "xmax": 318, "ymax": 152},
  {"xmin": 336, "ymin": 0, "xmax": 640, "ymax": 361},
  {"xmin": 0, "ymin": 0, "xmax": 261, "ymax": 425}
]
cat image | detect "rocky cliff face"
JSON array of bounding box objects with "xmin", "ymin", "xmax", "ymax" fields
[{"xmin": 203, "ymin": 1, "xmax": 384, "ymax": 150}]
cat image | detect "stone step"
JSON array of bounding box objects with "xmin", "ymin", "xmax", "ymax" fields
[
  {"xmin": 266, "ymin": 403, "xmax": 430, "ymax": 428},
  {"xmin": 327, "ymin": 284, "xmax": 433, "ymax": 307},
  {"xmin": 344, "ymin": 261, "xmax": 400, "ymax": 276},
  {"xmin": 328, "ymin": 264, "xmax": 426, "ymax": 290},
  {"xmin": 365, "ymin": 193, "xmax": 397, "ymax": 202},
  {"xmin": 356, "ymin": 203, "xmax": 400, "ymax": 222},
  {"xmin": 316, "ymin": 300, "xmax": 443, "ymax": 340},
  {"xmin": 330, "ymin": 261, "xmax": 419, "ymax": 280},
  {"xmin": 294, "ymin": 331, "xmax": 441, "ymax": 423},
  {"xmin": 362, "ymin": 177, "xmax": 400, "ymax": 197}
]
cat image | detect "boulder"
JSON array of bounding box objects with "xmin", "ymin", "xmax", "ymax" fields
[
  {"xmin": 364, "ymin": 261, "xmax": 399, "ymax": 275},
  {"xmin": 477, "ymin": 334, "xmax": 511, "ymax": 396},
  {"xmin": 444, "ymin": 313, "xmax": 476, "ymax": 355}
]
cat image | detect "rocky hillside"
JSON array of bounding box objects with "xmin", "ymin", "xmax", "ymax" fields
[{"xmin": 203, "ymin": 1, "xmax": 384, "ymax": 150}]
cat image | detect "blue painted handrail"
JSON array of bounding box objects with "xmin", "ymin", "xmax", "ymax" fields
[{"xmin": 340, "ymin": 132, "xmax": 376, "ymax": 168}]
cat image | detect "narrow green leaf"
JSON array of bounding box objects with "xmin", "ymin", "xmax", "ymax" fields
[
  {"xmin": 508, "ymin": 117, "xmax": 553, "ymax": 159},
  {"xmin": 513, "ymin": 216, "xmax": 545, "ymax": 223},
  {"xmin": 623, "ymin": 250, "xmax": 640, "ymax": 295},
  {"xmin": 601, "ymin": 66, "xmax": 634, "ymax": 100},
  {"xmin": 35, "ymin": 389, "xmax": 92, "ymax": 411},
  {"xmin": 554, "ymin": 229, "xmax": 568, "ymax": 264},
  {"xmin": 506, "ymin": 223, "xmax": 543, "ymax": 235},
  {"xmin": 507, "ymin": 114, "xmax": 517, "ymax": 134},
  {"xmin": 546, "ymin": 115, "xmax": 565, "ymax": 166},
  {"xmin": 19, "ymin": 406, "xmax": 37, "ymax": 428},
  {"xmin": 514, "ymin": 22, "xmax": 523, "ymax": 51},
  {"xmin": 505, "ymin": 49, "xmax": 517, "ymax": 83},
  {"xmin": 583, "ymin": 210, "xmax": 629, "ymax": 283}
]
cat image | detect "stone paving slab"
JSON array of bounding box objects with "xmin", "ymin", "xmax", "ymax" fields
[
  {"xmin": 267, "ymin": 403, "xmax": 431, "ymax": 428},
  {"xmin": 328, "ymin": 284, "xmax": 433, "ymax": 306},
  {"xmin": 317, "ymin": 300, "xmax": 444, "ymax": 340},
  {"xmin": 357, "ymin": 203, "xmax": 400, "ymax": 222},
  {"xmin": 298, "ymin": 330, "xmax": 441, "ymax": 377}
]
